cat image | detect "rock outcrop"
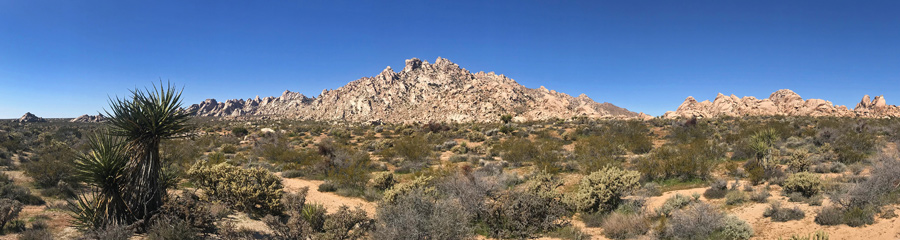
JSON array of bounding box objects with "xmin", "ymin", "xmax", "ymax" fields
[
  {"xmin": 187, "ymin": 57, "xmax": 641, "ymax": 123},
  {"xmin": 663, "ymin": 89, "xmax": 900, "ymax": 119},
  {"xmin": 71, "ymin": 114, "xmax": 107, "ymax": 123},
  {"xmin": 17, "ymin": 112, "xmax": 46, "ymax": 123}
]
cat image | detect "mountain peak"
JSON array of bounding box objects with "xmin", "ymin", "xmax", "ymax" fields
[{"xmin": 187, "ymin": 58, "xmax": 638, "ymax": 122}]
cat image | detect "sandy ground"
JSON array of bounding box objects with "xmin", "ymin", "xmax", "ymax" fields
[{"xmin": 279, "ymin": 177, "xmax": 376, "ymax": 216}]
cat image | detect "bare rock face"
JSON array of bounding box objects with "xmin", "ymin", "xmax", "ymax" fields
[
  {"xmin": 17, "ymin": 112, "xmax": 46, "ymax": 123},
  {"xmin": 664, "ymin": 89, "xmax": 900, "ymax": 119},
  {"xmin": 187, "ymin": 57, "xmax": 639, "ymax": 122},
  {"xmin": 71, "ymin": 114, "xmax": 106, "ymax": 123}
]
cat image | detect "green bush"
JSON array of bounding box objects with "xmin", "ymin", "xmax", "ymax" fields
[
  {"xmin": 635, "ymin": 139, "xmax": 724, "ymax": 180},
  {"xmin": 814, "ymin": 206, "xmax": 844, "ymax": 226},
  {"xmin": 147, "ymin": 217, "xmax": 199, "ymax": 240},
  {"xmin": 782, "ymin": 172, "xmax": 822, "ymax": 197},
  {"xmin": 842, "ymin": 206, "xmax": 875, "ymax": 227},
  {"xmin": 23, "ymin": 142, "xmax": 77, "ymax": 190},
  {"xmin": 570, "ymin": 167, "xmax": 640, "ymax": 213},
  {"xmin": 573, "ymin": 136, "xmax": 624, "ymax": 173},
  {"xmin": 231, "ymin": 127, "xmax": 249, "ymax": 137},
  {"xmin": 317, "ymin": 181, "xmax": 337, "ymax": 192},
  {"xmin": 187, "ymin": 163, "xmax": 284, "ymax": 218}
]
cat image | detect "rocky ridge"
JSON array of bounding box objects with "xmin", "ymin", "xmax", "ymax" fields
[
  {"xmin": 663, "ymin": 89, "xmax": 900, "ymax": 119},
  {"xmin": 17, "ymin": 112, "xmax": 46, "ymax": 123},
  {"xmin": 187, "ymin": 57, "xmax": 643, "ymax": 123},
  {"xmin": 71, "ymin": 114, "xmax": 107, "ymax": 123}
]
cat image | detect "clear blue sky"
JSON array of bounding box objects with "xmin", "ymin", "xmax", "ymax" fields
[{"xmin": 2, "ymin": 1, "xmax": 900, "ymax": 118}]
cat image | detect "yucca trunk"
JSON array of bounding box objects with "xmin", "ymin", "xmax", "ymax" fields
[{"xmin": 127, "ymin": 139, "xmax": 163, "ymax": 222}]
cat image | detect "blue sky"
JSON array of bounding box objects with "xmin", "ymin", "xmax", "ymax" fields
[{"xmin": 2, "ymin": 1, "xmax": 899, "ymax": 118}]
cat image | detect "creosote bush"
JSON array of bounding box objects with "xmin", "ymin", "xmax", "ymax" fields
[
  {"xmin": 570, "ymin": 167, "xmax": 640, "ymax": 213},
  {"xmin": 187, "ymin": 163, "xmax": 284, "ymax": 218}
]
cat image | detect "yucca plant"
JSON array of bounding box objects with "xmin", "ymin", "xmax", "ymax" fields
[
  {"xmin": 105, "ymin": 82, "xmax": 191, "ymax": 222},
  {"xmin": 71, "ymin": 133, "xmax": 132, "ymax": 229}
]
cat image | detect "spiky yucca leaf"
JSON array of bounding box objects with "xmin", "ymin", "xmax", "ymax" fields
[
  {"xmin": 71, "ymin": 133, "xmax": 134, "ymax": 229},
  {"xmin": 104, "ymin": 82, "xmax": 191, "ymax": 221}
]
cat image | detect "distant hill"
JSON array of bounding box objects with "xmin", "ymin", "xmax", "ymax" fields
[
  {"xmin": 663, "ymin": 89, "xmax": 900, "ymax": 119},
  {"xmin": 187, "ymin": 57, "xmax": 644, "ymax": 123}
]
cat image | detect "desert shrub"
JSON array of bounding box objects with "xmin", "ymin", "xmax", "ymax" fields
[
  {"xmin": 814, "ymin": 206, "xmax": 844, "ymax": 226},
  {"xmin": 546, "ymin": 226, "xmax": 588, "ymax": 240},
  {"xmin": 579, "ymin": 211, "xmax": 605, "ymax": 227},
  {"xmin": 436, "ymin": 170, "xmax": 501, "ymax": 223},
  {"xmin": 318, "ymin": 205, "xmax": 372, "ymax": 239},
  {"xmin": 231, "ymin": 127, "xmax": 249, "ymax": 137},
  {"xmin": 322, "ymin": 147, "xmax": 373, "ymax": 191},
  {"xmin": 78, "ymin": 224, "xmax": 133, "ymax": 240},
  {"xmin": 718, "ymin": 215, "xmax": 754, "ymax": 240},
  {"xmin": 781, "ymin": 230, "xmax": 830, "ymax": 240},
  {"xmin": 788, "ymin": 151, "xmax": 811, "ymax": 173},
  {"xmin": 637, "ymin": 182, "xmax": 662, "ymax": 197},
  {"xmin": 570, "ymin": 167, "xmax": 640, "ymax": 213},
  {"xmin": 187, "ymin": 163, "xmax": 284, "ymax": 218},
  {"xmin": 221, "ymin": 144, "xmax": 237, "ymax": 154},
  {"xmin": 763, "ymin": 202, "xmax": 806, "ymax": 222},
  {"xmin": 484, "ymin": 190, "xmax": 568, "ymax": 239},
  {"xmin": 466, "ymin": 131, "xmax": 486, "ymax": 142},
  {"xmin": 782, "ymin": 172, "xmax": 822, "ymax": 197},
  {"xmin": 370, "ymin": 172, "xmax": 397, "ymax": 191},
  {"xmin": 0, "ymin": 178, "xmax": 44, "ymax": 205},
  {"xmin": 601, "ymin": 212, "xmax": 649, "ymax": 239},
  {"xmin": 383, "ymin": 176, "xmax": 434, "ymax": 203},
  {"xmin": 842, "ymin": 206, "xmax": 875, "ymax": 227},
  {"xmin": 656, "ymin": 194, "xmax": 698, "ymax": 217},
  {"xmin": 838, "ymin": 153, "xmax": 900, "ymax": 210},
  {"xmin": 155, "ymin": 191, "xmax": 219, "ymax": 234},
  {"xmin": 18, "ymin": 227, "xmax": 53, "ymax": 240},
  {"xmin": 146, "ymin": 217, "xmax": 199, "ymax": 240},
  {"xmin": 384, "ymin": 134, "xmax": 433, "ymax": 163},
  {"xmin": 663, "ymin": 202, "xmax": 724, "ymax": 239},
  {"xmin": 253, "ymin": 134, "xmax": 299, "ymax": 164},
  {"xmin": 374, "ymin": 190, "xmax": 471, "ymax": 240},
  {"xmin": 725, "ymin": 191, "xmax": 748, "ymax": 205},
  {"xmin": 497, "ymin": 137, "xmax": 563, "ymax": 172},
  {"xmin": 0, "ymin": 199, "xmax": 23, "ymax": 232},
  {"xmin": 703, "ymin": 179, "xmax": 729, "ymax": 199},
  {"xmin": 573, "ymin": 136, "xmax": 625, "ymax": 173},
  {"xmin": 806, "ymin": 194, "xmax": 824, "ymax": 206},
  {"xmin": 832, "ymin": 129, "xmax": 875, "ymax": 164},
  {"xmin": 281, "ymin": 170, "xmax": 304, "ymax": 178},
  {"xmin": 750, "ymin": 187, "xmax": 771, "ymax": 203},
  {"xmin": 318, "ymin": 181, "xmax": 337, "ymax": 192},
  {"xmin": 265, "ymin": 187, "xmax": 373, "ymax": 240},
  {"xmin": 7, "ymin": 219, "xmax": 25, "ymax": 234},
  {"xmin": 635, "ymin": 139, "xmax": 723, "ymax": 181},
  {"xmin": 23, "ymin": 142, "xmax": 77, "ymax": 191}
]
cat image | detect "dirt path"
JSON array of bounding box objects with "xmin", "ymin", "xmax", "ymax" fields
[{"xmin": 279, "ymin": 177, "xmax": 377, "ymax": 217}]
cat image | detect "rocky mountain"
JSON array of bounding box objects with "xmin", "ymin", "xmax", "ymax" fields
[
  {"xmin": 17, "ymin": 112, "xmax": 46, "ymax": 123},
  {"xmin": 187, "ymin": 57, "xmax": 643, "ymax": 123},
  {"xmin": 663, "ymin": 89, "xmax": 900, "ymax": 119},
  {"xmin": 71, "ymin": 114, "xmax": 107, "ymax": 123}
]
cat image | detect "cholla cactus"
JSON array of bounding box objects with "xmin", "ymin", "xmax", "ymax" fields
[
  {"xmin": 382, "ymin": 175, "xmax": 434, "ymax": 203},
  {"xmin": 187, "ymin": 163, "xmax": 284, "ymax": 217},
  {"xmin": 569, "ymin": 166, "xmax": 640, "ymax": 212}
]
